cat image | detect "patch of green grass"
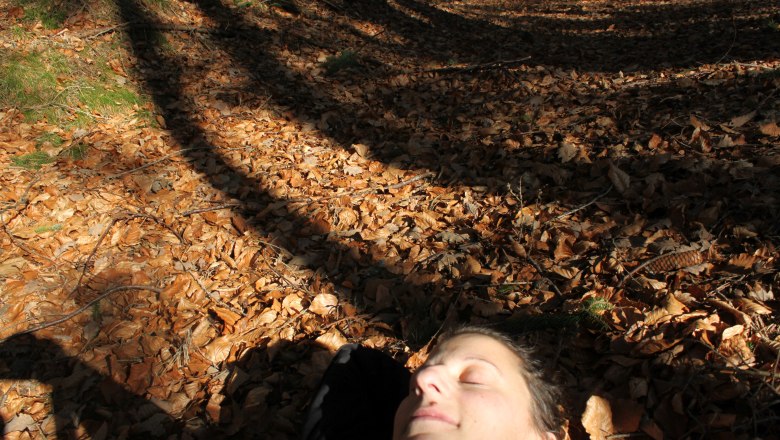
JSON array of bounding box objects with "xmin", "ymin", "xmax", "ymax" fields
[
  {"xmin": 0, "ymin": 47, "xmax": 145, "ymax": 126},
  {"xmin": 91, "ymin": 301, "xmax": 102, "ymax": 321},
  {"xmin": 134, "ymin": 108, "xmax": 159, "ymax": 127},
  {"xmin": 15, "ymin": 0, "xmax": 67, "ymax": 29},
  {"xmin": 579, "ymin": 297, "xmax": 613, "ymax": 329},
  {"xmin": 11, "ymin": 151, "xmax": 54, "ymax": 169},
  {"xmin": 10, "ymin": 25, "xmax": 30, "ymax": 39},
  {"xmin": 322, "ymin": 50, "xmax": 359, "ymax": 75},
  {"xmin": 78, "ymin": 83, "xmax": 141, "ymax": 115},
  {"xmin": 36, "ymin": 132, "xmax": 64, "ymax": 148},
  {"xmin": 0, "ymin": 50, "xmax": 64, "ymax": 120},
  {"xmin": 66, "ymin": 143, "xmax": 89, "ymax": 160},
  {"xmin": 34, "ymin": 223, "xmax": 62, "ymax": 234}
]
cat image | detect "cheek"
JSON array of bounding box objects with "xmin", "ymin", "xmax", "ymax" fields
[
  {"xmin": 461, "ymin": 391, "xmax": 531, "ymax": 437},
  {"xmin": 461, "ymin": 392, "xmax": 514, "ymax": 425},
  {"xmin": 392, "ymin": 396, "xmax": 416, "ymax": 438}
]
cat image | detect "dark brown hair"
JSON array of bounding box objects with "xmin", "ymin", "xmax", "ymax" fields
[{"xmin": 436, "ymin": 325, "xmax": 563, "ymax": 439}]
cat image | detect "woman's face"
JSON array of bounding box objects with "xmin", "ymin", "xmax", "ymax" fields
[{"xmin": 393, "ymin": 333, "xmax": 552, "ymax": 440}]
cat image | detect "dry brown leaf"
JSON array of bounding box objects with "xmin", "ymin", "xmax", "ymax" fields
[
  {"xmin": 558, "ymin": 140, "xmax": 579, "ymax": 163},
  {"xmin": 282, "ymin": 294, "xmax": 305, "ymax": 314},
  {"xmin": 721, "ymin": 324, "xmax": 744, "ymax": 341},
  {"xmin": 343, "ymin": 164, "xmax": 364, "ymax": 176},
  {"xmin": 315, "ymin": 327, "xmax": 348, "ymax": 351},
  {"xmin": 462, "ymin": 254, "xmax": 482, "ymax": 276},
  {"xmin": 690, "ymin": 114, "xmax": 710, "ymax": 131},
  {"xmin": 759, "ymin": 121, "xmax": 780, "ymax": 137},
  {"xmin": 708, "ymin": 298, "xmax": 752, "ymax": 327},
  {"xmin": 612, "ymin": 398, "xmax": 643, "ymax": 433},
  {"xmin": 436, "ymin": 231, "xmax": 467, "ymax": 244},
  {"xmin": 337, "ymin": 209, "xmax": 358, "ymax": 228},
  {"xmin": 730, "ymin": 111, "xmax": 755, "ymax": 128},
  {"xmin": 212, "ymin": 307, "xmax": 242, "ymax": 326},
  {"xmin": 648, "ymin": 133, "xmax": 663, "ymax": 149},
  {"xmin": 607, "ymin": 161, "xmax": 630, "ymax": 194},
  {"xmin": 436, "ymin": 252, "xmax": 462, "ymax": 271},
  {"xmin": 4, "ymin": 413, "xmax": 36, "ymax": 433},
  {"xmin": 550, "ymin": 265, "xmax": 580, "ymax": 280},
  {"xmin": 734, "ymin": 297, "xmax": 772, "ymax": 316},
  {"xmin": 727, "ymin": 253, "xmax": 759, "ymax": 269},
  {"xmin": 310, "ymin": 293, "xmax": 338, "ymax": 316},
  {"xmin": 414, "ymin": 212, "xmax": 440, "ymax": 230},
  {"xmin": 581, "ymin": 395, "xmax": 615, "ymax": 440},
  {"xmin": 352, "ymin": 143, "xmax": 370, "ymax": 158},
  {"xmin": 203, "ymin": 336, "xmax": 233, "ymax": 364}
]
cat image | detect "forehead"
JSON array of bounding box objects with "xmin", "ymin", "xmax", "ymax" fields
[{"xmin": 428, "ymin": 333, "xmax": 523, "ymax": 369}]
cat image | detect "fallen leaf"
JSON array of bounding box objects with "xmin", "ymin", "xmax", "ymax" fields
[
  {"xmin": 343, "ymin": 164, "xmax": 364, "ymax": 176},
  {"xmin": 581, "ymin": 395, "xmax": 615, "ymax": 440},
  {"xmin": 729, "ymin": 111, "xmax": 755, "ymax": 128},
  {"xmin": 4, "ymin": 413, "xmax": 36, "ymax": 433},
  {"xmin": 690, "ymin": 114, "xmax": 710, "ymax": 131},
  {"xmin": 558, "ymin": 141, "xmax": 579, "ymax": 163},
  {"xmin": 310, "ymin": 293, "xmax": 338, "ymax": 316},
  {"xmin": 648, "ymin": 133, "xmax": 663, "ymax": 149},
  {"xmin": 607, "ymin": 162, "xmax": 630, "ymax": 194},
  {"xmin": 759, "ymin": 121, "xmax": 780, "ymax": 137},
  {"xmin": 315, "ymin": 327, "xmax": 348, "ymax": 351},
  {"xmin": 203, "ymin": 336, "xmax": 233, "ymax": 364}
]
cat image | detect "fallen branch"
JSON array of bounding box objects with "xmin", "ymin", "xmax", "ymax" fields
[
  {"xmin": 69, "ymin": 212, "xmax": 186, "ymax": 299},
  {"xmin": 426, "ymin": 57, "xmax": 531, "ymax": 74},
  {"xmin": 181, "ymin": 202, "xmax": 242, "ymax": 217},
  {"xmin": 181, "ymin": 171, "xmax": 435, "ymax": 218},
  {"xmin": 0, "ymin": 285, "xmax": 162, "ymax": 343},
  {"xmin": 107, "ymin": 147, "xmax": 206, "ymax": 179},
  {"xmin": 0, "ymin": 174, "xmax": 57, "ymax": 265},
  {"xmin": 333, "ymin": 171, "xmax": 436, "ymax": 199},
  {"xmin": 544, "ymin": 185, "xmax": 612, "ymax": 225},
  {"xmin": 527, "ymin": 255, "xmax": 563, "ymax": 297}
]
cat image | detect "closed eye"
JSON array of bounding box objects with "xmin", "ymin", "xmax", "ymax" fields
[{"xmin": 459, "ymin": 368, "xmax": 490, "ymax": 385}]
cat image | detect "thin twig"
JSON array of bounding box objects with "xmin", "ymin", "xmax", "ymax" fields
[
  {"xmin": 0, "ymin": 174, "xmax": 56, "ymax": 265},
  {"xmin": 68, "ymin": 212, "xmax": 186, "ymax": 299},
  {"xmin": 187, "ymin": 271, "xmax": 246, "ymax": 316},
  {"xmin": 527, "ymin": 255, "xmax": 563, "ymax": 297},
  {"xmin": 107, "ymin": 147, "xmax": 207, "ymax": 179},
  {"xmin": 1, "ymin": 226, "xmax": 57, "ymax": 265},
  {"xmin": 0, "ymin": 174, "xmax": 41, "ymax": 222},
  {"xmin": 426, "ymin": 57, "xmax": 532, "ymax": 74},
  {"xmin": 181, "ymin": 202, "xmax": 242, "ymax": 216},
  {"xmin": 252, "ymin": 247, "xmax": 314, "ymax": 296},
  {"xmin": 181, "ymin": 171, "xmax": 435, "ymax": 217},
  {"xmin": 332, "ymin": 171, "xmax": 436, "ymax": 199},
  {"xmin": 718, "ymin": 366, "xmax": 780, "ymax": 380},
  {"xmin": 0, "ymin": 285, "xmax": 162, "ymax": 343},
  {"xmin": 544, "ymin": 185, "xmax": 612, "ymax": 225}
]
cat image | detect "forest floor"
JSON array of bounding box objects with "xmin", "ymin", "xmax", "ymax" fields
[{"xmin": 1, "ymin": 0, "xmax": 779, "ymax": 438}]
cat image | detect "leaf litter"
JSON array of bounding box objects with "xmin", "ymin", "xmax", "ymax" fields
[{"xmin": 1, "ymin": 0, "xmax": 780, "ymax": 438}]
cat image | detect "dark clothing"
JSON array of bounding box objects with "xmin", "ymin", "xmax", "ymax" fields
[{"xmin": 302, "ymin": 344, "xmax": 411, "ymax": 440}]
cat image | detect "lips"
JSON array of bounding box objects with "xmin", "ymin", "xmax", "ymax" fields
[{"xmin": 411, "ymin": 407, "xmax": 458, "ymax": 426}]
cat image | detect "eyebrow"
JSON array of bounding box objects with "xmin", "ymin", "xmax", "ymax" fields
[{"xmin": 463, "ymin": 356, "xmax": 504, "ymax": 377}]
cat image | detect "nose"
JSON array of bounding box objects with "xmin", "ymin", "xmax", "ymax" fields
[{"xmin": 412, "ymin": 365, "xmax": 449, "ymax": 398}]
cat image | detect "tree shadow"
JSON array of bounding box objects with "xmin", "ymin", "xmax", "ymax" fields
[
  {"xmin": 3, "ymin": 0, "xmax": 779, "ymax": 437},
  {"xmin": 0, "ymin": 331, "xmax": 322, "ymax": 437}
]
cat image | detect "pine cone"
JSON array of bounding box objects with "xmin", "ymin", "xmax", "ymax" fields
[{"xmin": 645, "ymin": 250, "xmax": 703, "ymax": 274}]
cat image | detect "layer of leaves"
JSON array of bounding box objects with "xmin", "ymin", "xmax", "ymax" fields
[{"xmin": 0, "ymin": 0, "xmax": 779, "ymax": 439}]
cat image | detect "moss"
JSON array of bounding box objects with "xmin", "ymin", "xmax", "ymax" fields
[{"xmin": 11, "ymin": 151, "xmax": 54, "ymax": 169}]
